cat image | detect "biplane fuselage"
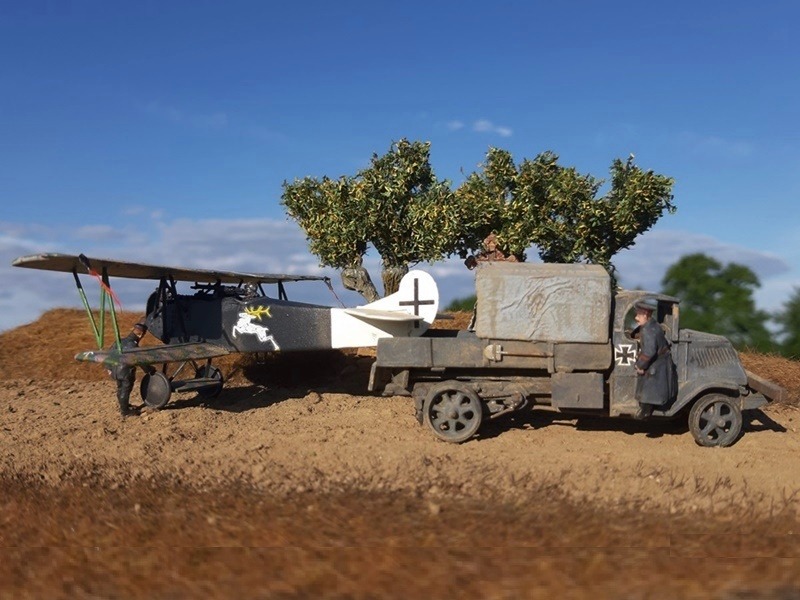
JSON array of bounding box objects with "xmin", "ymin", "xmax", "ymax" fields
[
  {"xmin": 149, "ymin": 289, "xmax": 334, "ymax": 353},
  {"xmin": 147, "ymin": 287, "xmax": 419, "ymax": 353}
]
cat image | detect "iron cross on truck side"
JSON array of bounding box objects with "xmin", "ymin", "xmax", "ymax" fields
[{"xmin": 369, "ymin": 261, "xmax": 785, "ymax": 447}]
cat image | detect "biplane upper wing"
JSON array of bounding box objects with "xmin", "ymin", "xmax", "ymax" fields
[
  {"xmin": 12, "ymin": 253, "xmax": 329, "ymax": 285},
  {"xmin": 76, "ymin": 342, "xmax": 230, "ymax": 367}
]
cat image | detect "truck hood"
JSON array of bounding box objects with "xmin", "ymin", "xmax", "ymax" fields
[
  {"xmin": 679, "ymin": 329, "xmax": 732, "ymax": 344},
  {"xmin": 680, "ymin": 328, "xmax": 747, "ymax": 386}
]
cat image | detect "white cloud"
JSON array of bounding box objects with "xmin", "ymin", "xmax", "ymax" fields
[
  {"xmin": 0, "ymin": 217, "xmax": 359, "ymax": 331},
  {"xmin": 613, "ymin": 230, "xmax": 790, "ymax": 306},
  {"xmin": 73, "ymin": 224, "xmax": 124, "ymax": 242},
  {"xmin": 445, "ymin": 118, "xmax": 513, "ymax": 137},
  {"xmin": 2, "ymin": 219, "xmax": 797, "ymax": 332},
  {"xmin": 472, "ymin": 119, "xmax": 513, "ymax": 137}
]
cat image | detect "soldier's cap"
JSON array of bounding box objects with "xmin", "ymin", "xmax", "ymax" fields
[
  {"xmin": 634, "ymin": 298, "xmax": 658, "ymax": 312},
  {"xmin": 133, "ymin": 322, "xmax": 148, "ymax": 331}
]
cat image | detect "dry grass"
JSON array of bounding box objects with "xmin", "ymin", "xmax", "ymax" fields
[
  {"xmin": 1, "ymin": 472, "xmax": 799, "ymax": 599},
  {"xmin": 741, "ymin": 351, "xmax": 800, "ymax": 406}
]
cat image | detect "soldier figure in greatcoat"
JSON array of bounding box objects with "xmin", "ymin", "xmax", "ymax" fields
[
  {"xmin": 109, "ymin": 322, "xmax": 148, "ymax": 418},
  {"xmin": 632, "ymin": 298, "xmax": 676, "ymax": 419}
]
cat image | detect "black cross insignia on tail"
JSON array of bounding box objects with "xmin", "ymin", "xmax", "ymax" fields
[{"xmin": 399, "ymin": 278, "xmax": 435, "ymax": 328}]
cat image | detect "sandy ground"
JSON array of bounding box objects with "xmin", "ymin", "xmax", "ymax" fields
[
  {"xmin": 3, "ymin": 367, "xmax": 799, "ymax": 515},
  {"xmin": 3, "ymin": 311, "xmax": 800, "ymax": 598}
]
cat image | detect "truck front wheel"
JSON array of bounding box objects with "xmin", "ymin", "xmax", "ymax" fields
[
  {"xmin": 688, "ymin": 394, "xmax": 743, "ymax": 447},
  {"xmin": 423, "ymin": 382, "xmax": 483, "ymax": 443}
]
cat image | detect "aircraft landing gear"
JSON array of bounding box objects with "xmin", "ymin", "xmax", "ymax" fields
[
  {"xmin": 140, "ymin": 371, "xmax": 172, "ymax": 409},
  {"xmin": 139, "ymin": 361, "xmax": 226, "ymax": 410},
  {"xmin": 195, "ymin": 365, "xmax": 224, "ymax": 399}
]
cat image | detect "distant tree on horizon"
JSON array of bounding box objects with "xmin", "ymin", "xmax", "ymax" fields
[
  {"xmin": 445, "ymin": 294, "xmax": 477, "ymax": 312},
  {"xmin": 775, "ymin": 287, "xmax": 800, "ymax": 359},
  {"xmin": 661, "ymin": 253, "xmax": 774, "ymax": 352}
]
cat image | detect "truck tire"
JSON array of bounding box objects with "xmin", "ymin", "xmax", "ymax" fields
[
  {"xmin": 423, "ymin": 382, "xmax": 483, "ymax": 443},
  {"xmin": 688, "ymin": 393, "xmax": 742, "ymax": 447}
]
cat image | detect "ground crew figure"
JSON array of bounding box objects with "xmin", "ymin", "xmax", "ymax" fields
[
  {"xmin": 109, "ymin": 322, "xmax": 148, "ymax": 418},
  {"xmin": 464, "ymin": 233, "xmax": 520, "ymax": 269},
  {"xmin": 633, "ymin": 298, "xmax": 676, "ymax": 419}
]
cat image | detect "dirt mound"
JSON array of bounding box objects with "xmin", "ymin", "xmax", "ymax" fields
[{"xmin": 0, "ymin": 309, "xmax": 368, "ymax": 387}]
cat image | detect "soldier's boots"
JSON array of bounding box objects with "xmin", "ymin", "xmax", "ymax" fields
[
  {"xmin": 119, "ymin": 406, "xmax": 139, "ymax": 418},
  {"xmin": 633, "ymin": 404, "xmax": 654, "ymax": 420}
]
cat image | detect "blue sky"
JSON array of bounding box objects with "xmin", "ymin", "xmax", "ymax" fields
[{"xmin": 1, "ymin": 0, "xmax": 799, "ymax": 331}]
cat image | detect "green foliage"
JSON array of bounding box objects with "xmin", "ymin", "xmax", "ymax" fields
[
  {"xmin": 661, "ymin": 253, "xmax": 774, "ymax": 351},
  {"xmin": 283, "ymin": 140, "xmax": 676, "ymax": 299},
  {"xmin": 358, "ymin": 139, "xmax": 460, "ymax": 268},
  {"xmin": 445, "ymin": 295, "xmax": 477, "ymax": 312},
  {"xmin": 454, "ymin": 149, "xmax": 676, "ymax": 271},
  {"xmin": 281, "ymin": 176, "xmax": 368, "ymax": 269},
  {"xmin": 775, "ymin": 287, "xmax": 800, "ymax": 358},
  {"xmin": 281, "ymin": 139, "xmax": 458, "ymax": 296}
]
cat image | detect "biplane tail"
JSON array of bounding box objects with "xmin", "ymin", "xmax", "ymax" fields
[{"xmin": 330, "ymin": 270, "xmax": 438, "ymax": 349}]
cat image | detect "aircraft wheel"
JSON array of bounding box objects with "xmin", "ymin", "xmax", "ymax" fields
[
  {"xmin": 688, "ymin": 394, "xmax": 742, "ymax": 447},
  {"xmin": 195, "ymin": 365, "xmax": 224, "ymax": 399},
  {"xmin": 140, "ymin": 371, "xmax": 172, "ymax": 409},
  {"xmin": 423, "ymin": 382, "xmax": 483, "ymax": 443}
]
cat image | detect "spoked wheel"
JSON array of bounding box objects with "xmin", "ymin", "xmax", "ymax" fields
[
  {"xmin": 423, "ymin": 382, "xmax": 483, "ymax": 443},
  {"xmin": 195, "ymin": 365, "xmax": 224, "ymax": 399},
  {"xmin": 140, "ymin": 371, "xmax": 172, "ymax": 409},
  {"xmin": 688, "ymin": 394, "xmax": 743, "ymax": 447}
]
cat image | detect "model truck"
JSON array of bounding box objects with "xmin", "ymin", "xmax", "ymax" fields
[{"xmin": 369, "ymin": 262, "xmax": 785, "ymax": 447}]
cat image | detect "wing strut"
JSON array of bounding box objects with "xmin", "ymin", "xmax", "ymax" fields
[{"xmin": 70, "ymin": 255, "xmax": 125, "ymax": 350}]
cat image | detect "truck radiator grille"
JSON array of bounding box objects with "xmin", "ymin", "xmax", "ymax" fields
[{"xmin": 690, "ymin": 346, "xmax": 737, "ymax": 368}]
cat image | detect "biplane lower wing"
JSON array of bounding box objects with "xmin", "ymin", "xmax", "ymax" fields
[{"xmin": 76, "ymin": 342, "xmax": 230, "ymax": 367}]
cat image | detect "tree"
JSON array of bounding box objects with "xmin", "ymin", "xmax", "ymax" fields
[
  {"xmin": 282, "ymin": 139, "xmax": 459, "ymax": 300},
  {"xmin": 284, "ymin": 142, "xmax": 676, "ymax": 301},
  {"xmin": 775, "ymin": 287, "xmax": 800, "ymax": 358},
  {"xmin": 454, "ymin": 148, "xmax": 676, "ymax": 274},
  {"xmin": 661, "ymin": 253, "xmax": 774, "ymax": 351}
]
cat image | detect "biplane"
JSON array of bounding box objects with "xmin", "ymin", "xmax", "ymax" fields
[{"xmin": 12, "ymin": 253, "xmax": 438, "ymax": 409}]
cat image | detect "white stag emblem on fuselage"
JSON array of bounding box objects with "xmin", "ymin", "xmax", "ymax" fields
[{"xmin": 231, "ymin": 305, "xmax": 280, "ymax": 351}]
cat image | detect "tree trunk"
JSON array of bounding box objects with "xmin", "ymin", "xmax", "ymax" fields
[
  {"xmin": 341, "ymin": 265, "xmax": 380, "ymax": 303},
  {"xmin": 381, "ymin": 264, "xmax": 408, "ymax": 297}
]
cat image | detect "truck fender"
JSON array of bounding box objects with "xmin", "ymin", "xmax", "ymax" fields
[{"xmin": 669, "ymin": 382, "xmax": 741, "ymax": 416}]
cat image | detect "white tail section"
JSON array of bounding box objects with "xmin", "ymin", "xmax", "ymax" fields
[{"xmin": 329, "ymin": 270, "xmax": 439, "ymax": 349}]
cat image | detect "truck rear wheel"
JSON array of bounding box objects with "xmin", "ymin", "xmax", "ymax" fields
[
  {"xmin": 423, "ymin": 382, "xmax": 482, "ymax": 443},
  {"xmin": 688, "ymin": 394, "xmax": 742, "ymax": 447}
]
